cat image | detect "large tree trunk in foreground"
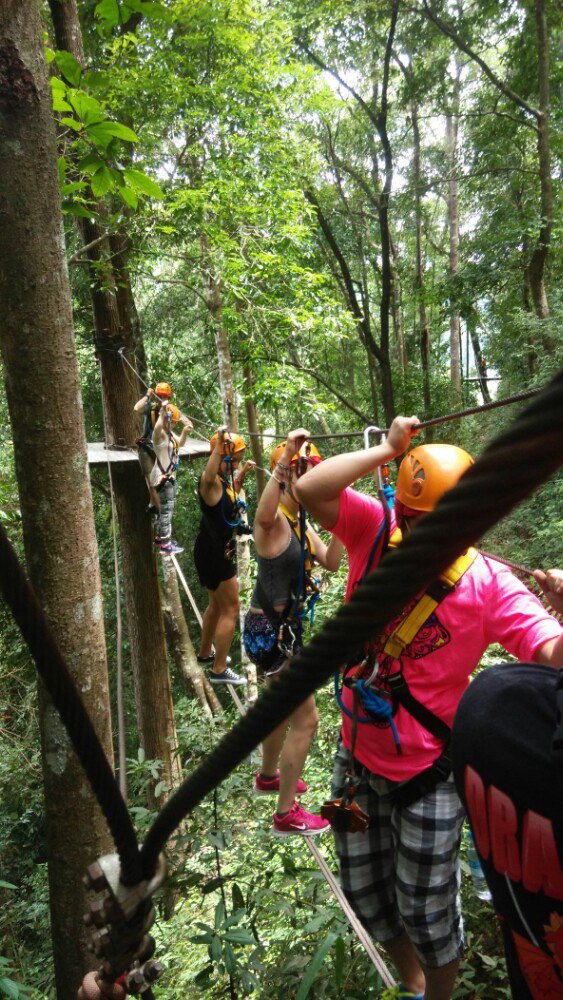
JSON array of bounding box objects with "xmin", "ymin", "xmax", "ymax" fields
[
  {"xmin": 0, "ymin": 3, "xmax": 114, "ymax": 995},
  {"xmin": 49, "ymin": 0, "xmax": 182, "ymax": 809}
]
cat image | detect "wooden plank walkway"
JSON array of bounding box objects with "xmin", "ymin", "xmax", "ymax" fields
[{"xmin": 87, "ymin": 438, "xmax": 210, "ymax": 465}]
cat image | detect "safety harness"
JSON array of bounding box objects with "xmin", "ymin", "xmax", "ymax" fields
[
  {"xmin": 135, "ymin": 397, "xmax": 161, "ymax": 457},
  {"xmin": 219, "ymin": 458, "xmax": 252, "ymax": 558},
  {"xmin": 154, "ymin": 415, "xmax": 180, "ymax": 492},
  {"xmin": 327, "ymin": 528, "xmax": 478, "ymax": 824},
  {"xmin": 255, "ymin": 505, "xmax": 320, "ymax": 659}
]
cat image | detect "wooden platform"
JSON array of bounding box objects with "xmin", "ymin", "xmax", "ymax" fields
[{"xmin": 87, "ymin": 438, "xmax": 210, "ymax": 465}]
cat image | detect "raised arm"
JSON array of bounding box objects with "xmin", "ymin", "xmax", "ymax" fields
[
  {"xmin": 532, "ymin": 569, "xmax": 563, "ymax": 667},
  {"xmin": 200, "ymin": 427, "xmax": 228, "ymax": 504},
  {"xmin": 234, "ymin": 459, "xmax": 256, "ymax": 494},
  {"xmin": 306, "ymin": 524, "xmax": 344, "ymax": 572},
  {"xmin": 295, "ymin": 416, "xmax": 419, "ymax": 529},
  {"xmin": 134, "ymin": 387, "xmax": 156, "ymax": 413},
  {"xmin": 174, "ymin": 414, "xmax": 194, "ymax": 449},
  {"xmin": 254, "ymin": 430, "xmax": 308, "ymax": 536}
]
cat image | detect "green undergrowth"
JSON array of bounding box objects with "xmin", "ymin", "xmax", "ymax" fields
[{"xmin": 1, "ymin": 643, "xmax": 511, "ymax": 999}]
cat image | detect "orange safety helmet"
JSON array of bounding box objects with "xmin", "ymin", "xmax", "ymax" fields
[
  {"xmin": 269, "ymin": 440, "xmax": 322, "ymax": 472},
  {"xmin": 155, "ymin": 381, "xmax": 172, "ymax": 399},
  {"xmin": 209, "ymin": 431, "xmax": 246, "ymax": 456},
  {"xmin": 395, "ymin": 443, "xmax": 473, "ymax": 512},
  {"xmin": 164, "ymin": 404, "xmax": 182, "ymax": 424}
]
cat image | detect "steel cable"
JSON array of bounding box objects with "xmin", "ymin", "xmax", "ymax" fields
[{"xmin": 139, "ymin": 369, "xmax": 563, "ymax": 878}]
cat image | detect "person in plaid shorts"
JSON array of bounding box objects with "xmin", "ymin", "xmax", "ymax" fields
[{"xmin": 296, "ymin": 418, "xmax": 563, "ymax": 1000}]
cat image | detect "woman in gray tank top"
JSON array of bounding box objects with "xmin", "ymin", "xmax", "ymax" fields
[{"xmin": 243, "ymin": 428, "xmax": 343, "ymax": 837}]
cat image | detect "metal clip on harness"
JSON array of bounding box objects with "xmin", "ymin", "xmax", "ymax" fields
[{"xmin": 79, "ymin": 853, "xmax": 167, "ymax": 997}]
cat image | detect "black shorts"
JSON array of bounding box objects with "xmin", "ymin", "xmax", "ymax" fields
[{"xmin": 193, "ymin": 533, "xmax": 237, "ymax": 591}]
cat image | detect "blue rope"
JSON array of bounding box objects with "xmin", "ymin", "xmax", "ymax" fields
[
  {"xmin": 382, "ymin": 483, "xmax": 395, "ymax": 508},
  {"xmin": 356, "ymin": 679, "xmax": 402, "ymax": 753},
  {"xmin": 333, "ymin": 673, "xmax": 402, "ymax": 752},
  {"xmin": 361, "ymin": 519, "xmax": 386, "ymax": 583},
  {"xmin": 220, "ymin": 457, "xmax": 246, "ymax": 527}
]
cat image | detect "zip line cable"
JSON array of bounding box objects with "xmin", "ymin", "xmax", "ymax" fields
[
  {"xmin": 117, "ymin": 342, "xmax": 538, "ymax": 447},
  {"xmin": 243, "ymin": 387, "xmax": 541, "ymax": 441}
]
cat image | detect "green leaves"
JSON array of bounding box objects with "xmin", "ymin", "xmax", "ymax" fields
[
  {"xmin": 295, "ymin": 932, "xmax": 338, "ymax": 1000},
  {"xmin": 94, "ymin": 0, "xmax": 168, "ymax": 31},
  {"xmin": 124, "ymin": 168, "xmax": 164, "ymax": 199},
  {"xmin": 49, "ymin": 52, "xmax": 164, "ymax": 213}
]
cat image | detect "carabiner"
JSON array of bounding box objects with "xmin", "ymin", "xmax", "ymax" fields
[{"xmin": 363, "ymin": 425, "xmax": 387, "ymax": 493}]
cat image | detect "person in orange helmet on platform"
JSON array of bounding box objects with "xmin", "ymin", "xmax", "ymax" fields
[
  {"xmin": 193, "ymin": 427, "xmax": 255, "ymax": 685},
  {"xmin": 295, "ymin": 424, "xmax": 562, "ymax": 1000},
  {"xmin": 134, "ymin": 381, "xmax": 174, "ymax": 514},
  {"xmin": 243, "ymin": 429, "xmax": 344, "ymax": 836},
  {"xmin": 151, "ymin": 402, "xmax": 193, "ymax": 556}
]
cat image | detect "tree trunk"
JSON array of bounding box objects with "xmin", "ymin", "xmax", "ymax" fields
[
  {"xmin": 160, "ymin": 559, "xmax": 222, "ymax": 717},
  {"xmin": 242, "ymin": 362, "xmax": 265, "ymax": 499},
  {"xmin": 49, "ymin": 0, "xmax": 182, "ymax": 809},
  {"xmin": 200, "ymin": 235, "xmax": 254, "ymax": 684},
  {"xmin": 467, "ymin": 311, "xmax": 491, "ymax": 403},
  {"xmin": 389, "ymin": 231, "xmax": 407, "ymax": 373},
  {"xmin": 0, "ymin": 4, "xmax": 114, "ymax": 995},
  {"xmin": 528, "ymin": 0, "xmax": 553, "ymax": 335},
  {"xmin": 367, "ymin": 349, "xmax": 380, "ymax": 425},
  {"xmin": 446, "ymin": 69, "xmax": 462, "ymax": 398},
  {"xmin": 410, "ymin": 92, "xmax": 432, "ymax": 423}
]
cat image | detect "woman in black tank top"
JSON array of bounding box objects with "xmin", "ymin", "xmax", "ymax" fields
[
  {"xmin": 193, "ymin": 428, "xmax": 255, "ymax": 686},
  {"xmin": 243, "ymin": 427, "xmax": 343, "ymax": 837}
]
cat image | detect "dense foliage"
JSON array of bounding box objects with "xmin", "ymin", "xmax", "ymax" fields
[{"xmin": 0, "ymin": 0, "xmax": 561, "ymax": 996}]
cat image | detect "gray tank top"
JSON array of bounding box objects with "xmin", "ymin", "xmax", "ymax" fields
[{"xmin": 251, "ymin": 525, "xmax": 302, "ymax": 609}]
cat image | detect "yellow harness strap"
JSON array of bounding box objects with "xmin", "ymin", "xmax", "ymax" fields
[
  {"xmin": 382, "ymin": 528, "xmax": 478, "ymax": 659},
  {"xmin": 279, "ymin": 502, "xmax": 316, "ymax": 566}
]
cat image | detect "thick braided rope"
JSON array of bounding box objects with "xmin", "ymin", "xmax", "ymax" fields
[
  {"xmin": 140, "ymin": 370, "xmax": 563, "ymax": 877},
  {"xmin": 0, "ymin": 526, "xmax": 142, "ymax": 885}
]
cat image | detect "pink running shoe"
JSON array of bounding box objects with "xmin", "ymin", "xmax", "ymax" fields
[
  {"xmin": 254, "ymin": 770, "xmax": 307, "ymax": 796},
  {"xmin": 273, "ymin": 801, "xmax": 330, "ymax": 837}
]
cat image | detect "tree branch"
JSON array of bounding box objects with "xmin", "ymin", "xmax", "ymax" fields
[
  {"xmin": 418, "ymin": 0, "xmax": 540, "ymax": 121},
  {"xmin": 295, "ymin": 38, "xmax": 380, "ymax": 130},
  {"xmin": 68, "ymin": 232, "xmax": 109, "ymax": 265}
]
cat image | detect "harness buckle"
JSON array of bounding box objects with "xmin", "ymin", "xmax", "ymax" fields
[{"xmin": 387, "ymin": 670, "xmax": 407, "ymax": 696}]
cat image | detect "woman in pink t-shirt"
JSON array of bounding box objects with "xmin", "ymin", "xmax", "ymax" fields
[{"xmin": 295, "ymin": 421, "xmax": 563, "ymax": 1000}]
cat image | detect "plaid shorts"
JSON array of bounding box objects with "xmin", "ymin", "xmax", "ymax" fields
[{"xmin": 330, "ymin": 741, "xmax": 465, "ymax": 968}]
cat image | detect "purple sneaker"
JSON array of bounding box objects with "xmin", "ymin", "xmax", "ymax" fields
[{"xmin": 159, "ymin": 541, "xmax": 184, "ymax": 555}]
